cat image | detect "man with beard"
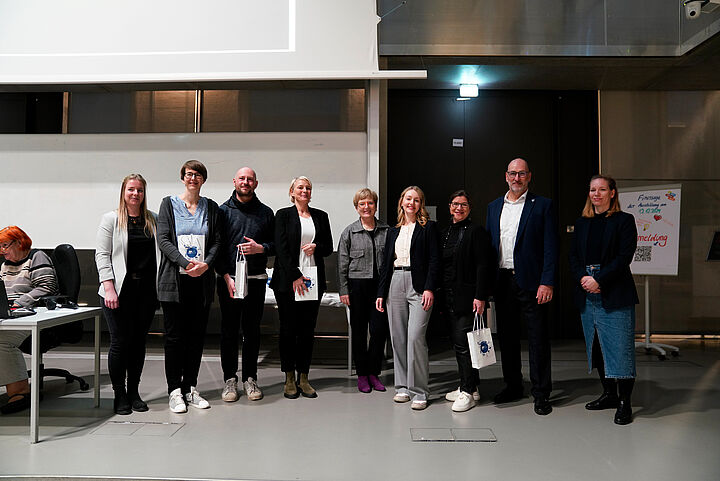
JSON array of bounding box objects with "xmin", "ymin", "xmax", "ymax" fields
[
  {"xmin": 217, "ymin": 167, "xmax": 275, "ymax": 402},
  {"xmin": 486, "ymin": 158, "xmax": 558, "ymax": 415}
]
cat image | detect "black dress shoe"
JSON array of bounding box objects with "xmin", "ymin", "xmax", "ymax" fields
[
  {"xmin": 533, "ymin": 397, "xmax": 553, "ymax": 416},
  {"xmin": 614, "ymin": 400, "xmax": 633, "ymax": 425},
  {"xmin": 493, "ymin": 387, "xmax": 525, "ymax": 404},
  {"xmin": 113, "ymin": 392, "xmax": 132, "ymax": 415},
  {"xmin": 585, "ymin": 392, "xmax": 619, "ymax": 411}
]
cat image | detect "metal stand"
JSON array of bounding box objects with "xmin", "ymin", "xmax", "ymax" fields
[{"xmin": 634, "ymin": 275, "xmax": 679, "ymax": 360}]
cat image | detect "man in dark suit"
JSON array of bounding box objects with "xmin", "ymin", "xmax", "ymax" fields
[{"xmin": 486, "ymin": 158, "xmax": 558, "ymax": 415}]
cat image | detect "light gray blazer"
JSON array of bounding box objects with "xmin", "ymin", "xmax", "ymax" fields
[{"xmin": 95, "ymin": 210, "xmax": 160, "ymax": 298}]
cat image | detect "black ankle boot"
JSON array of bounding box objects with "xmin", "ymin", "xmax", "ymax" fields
[
  {"xmin": 585, "ymin": 392, "xmax": 619, "ymax": 410},
  {"xmin": 614, "ymin": 379, "xmax": 634, "ymax": 425},
  {"xmin": 127, "ymin": 388, "xmax": 149, "ymax": 412},
  {"xmin": 113, "ymin": 388, "xmax": 132, "ymax": 415},
  {"xmin": 586, "ymin": 374, "xmax": 618, "ymax": 410}
]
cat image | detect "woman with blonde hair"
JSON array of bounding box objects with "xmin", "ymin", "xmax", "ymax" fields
[
  {"xmin": 376, "ymin": 186, "xmax": 440, "ymax": 410},
  {"xmin": 569, "ymin": 174, "xmax": 638, "ymax": 425},
  {"xmin": 270, "ymin": 176, "xmax": 333, "ymax": 399},
  {"xmin": 96, "ymin": 174, "xmax": 160, "ymax": 414}
]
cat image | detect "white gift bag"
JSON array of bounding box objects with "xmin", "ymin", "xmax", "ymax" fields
[
  {"xmin": 177, "ymin": 234, "xmax": 205, "ymax": 274},
  {"xmin": 234, "ymin": 248, "xmax": 248, "ymax": 299},
  {"xmin": 467, "ymin": 312, "xmax": 496, "ymax": 369},
  {"xmin": 294, "ymin": 266, "xmax": 319, "ymax": 302}
]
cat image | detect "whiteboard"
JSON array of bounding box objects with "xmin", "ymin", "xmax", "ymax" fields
[
  {"xmin": 0, "ymin": 132, "xmax": 367, "ymax": 249},
  {"xmin": 618, "ymin": 184, "xmax": 682, "ymax": 276},
  {"xmin": 0, "ymin": 0, "xmax": 400, "ymax": 83}
]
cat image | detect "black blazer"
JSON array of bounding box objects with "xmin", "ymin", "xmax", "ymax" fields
[
  {"xmin": 441, "ymin": 221, "xmax": 494, "ymax": 313},
  {"xmin": 377, "ymin": 220, "xmax": 440, "ymax": 298},
  {"xmin": 569, "ymin": 211, "xmax": 639, "ymax": 310},
  {"xmin": 270, "ymin": 206, "xmax": 333, "ymax": 295}
]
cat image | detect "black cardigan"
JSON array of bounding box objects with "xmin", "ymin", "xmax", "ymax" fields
[
  {"xmin": 441, "ymin": 221, "xmax": 494, "ymax": 313},
  {"xmin": 377, "ymin": 220, "xmax": 440, "ymax": 299},
  {"xmin": 269, "ymin": 206, "xmax": 333, "ymax": 295},
  {"xmin": 156, "ymin": 195, "xmax": 221, "ymax": 304},
  {"xmin": 569, "ymin": 211, "xmax": 639, "ymax": 310}
]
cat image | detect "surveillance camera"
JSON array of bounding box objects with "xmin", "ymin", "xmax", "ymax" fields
[{"xmin": 684, "ymin": 0, "xmax": 708, "ymax": 19}]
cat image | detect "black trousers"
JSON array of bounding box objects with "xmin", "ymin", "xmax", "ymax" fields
[
  {"xmin": 348, "ymin": 278, "xmax": 388, "ymax": 376},
  {"xmin": 217, "ymin": 277, "xmax": 266, "ymax": 382},
  {"xmin": 493, "ymin": 269, "xmax": 552, "ymax": 399},
  {"xmin": 101, "ymin": 276, "xmax": 157, "ymax": 392},
  {"xmin": 442, "ymin": 289, "xmax": 480, "ymax": 394},
  {"xmin": 161, "ymin": 275, "xmax": 211, "ymax": 395},
  {"xmin": 275, "ymin": 290, "xmax": 321, "ymax": 374}
]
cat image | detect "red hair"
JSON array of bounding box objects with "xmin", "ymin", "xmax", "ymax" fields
[{"xmin": 0, "ymin": 226, "xmax": 32, "ymax": 251}]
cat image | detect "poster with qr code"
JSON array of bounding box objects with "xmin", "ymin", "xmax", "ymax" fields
[{"xmin": 619, "ymin": 184, "xmax": 681, "ymax": 276}]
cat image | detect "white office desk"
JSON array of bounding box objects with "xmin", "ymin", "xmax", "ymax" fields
[{"xmin": 0, "ymin": 306, "xmax": 102, "ymax": 443}]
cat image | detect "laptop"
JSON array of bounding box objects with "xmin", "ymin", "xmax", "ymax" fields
[{"xmin": 0, "ymin": 280, "xmax": 36, "ymax": 319}]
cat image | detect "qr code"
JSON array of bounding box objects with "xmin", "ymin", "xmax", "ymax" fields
[{"xmin": 634, "ymin": 246, "xmax": 652, "ymax": 262}]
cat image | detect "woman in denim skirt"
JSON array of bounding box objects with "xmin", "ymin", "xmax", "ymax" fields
[{"xmin": 569, "ymin": 175, "xmax": 639, "ymax": 425}]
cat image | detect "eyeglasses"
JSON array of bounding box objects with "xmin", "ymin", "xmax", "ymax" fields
[
  {"xmin": 507, "ymin": 171, "xmax": 529, "ymax": 178},
  {"xmin": 0, "ymin": 240, "xmax": 16, "ymax": 251},
  {"xmin": 184, "ymin": 172, "xmax": 203, "ymax": 180},
  {"xmin": 450, "ymin": 202, "xmax": 469, "ymax": 208}
]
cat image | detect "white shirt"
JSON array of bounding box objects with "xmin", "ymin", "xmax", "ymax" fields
[
  {"xmin": 393, "ymin": 222, "xmax": 415, "ymax": 267},
  {"xmin": 499, "ymin": 190, "xmax": 528, "ymax": 269},
  {"xmin": 299, "ymin": 215, "xmax": 316, "ymax": 267}
]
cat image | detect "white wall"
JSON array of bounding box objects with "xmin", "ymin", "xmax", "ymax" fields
[{"xmin": 0, "ymin": 132, "xmax": 367, "ymax": 249}]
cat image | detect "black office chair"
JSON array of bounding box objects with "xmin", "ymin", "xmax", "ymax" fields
[{"xmin": 20, "ymin": 244, "xmax": 89, "ymax": 391}]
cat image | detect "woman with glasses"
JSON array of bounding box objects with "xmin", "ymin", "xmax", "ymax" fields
[
  {"xmin": 95, "ymin": 174, "xmax": 160, "ymax": 415},
  {"xmin": 337, "ymin": 188, "xmax": 389, "ymax": 393},
  {"xmin": 376, "ymin": 186, "xmax": 440, "ymax": 410},
  {"xmin": 440, "ymin": 190, "xmax": 493, "ymax": 412},
  {"xmin": 569, "ymin": 175, "xmax": 638, "ymax": 425},
  {"xmin": 271, "ymin": 176, "xmax": 333, "ymax": 399},
  {"xmin": 157, "ymin": 160, "xmax": 221, "ymax": 413},
  {"xmin": 0, "ymin": 226, "xmax": 59, "ymax": 414}
]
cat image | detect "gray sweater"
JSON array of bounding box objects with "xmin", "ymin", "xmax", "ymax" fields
[{"xmin": 156, "ymin": 196, "xmax": 221, "ymax": 304}]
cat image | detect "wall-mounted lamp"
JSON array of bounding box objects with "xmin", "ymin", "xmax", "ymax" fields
[{"xmin": 459, "ymin": 84, "xmax": 479, "ymax": 98}]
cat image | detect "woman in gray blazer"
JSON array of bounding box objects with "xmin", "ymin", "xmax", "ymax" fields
[
  {"xmin": 337, "ymin": 188, "xmax": 389, "ymax": 393},
  {"xmin": 96, "ymin": 174, "xmax": 160, "ymax": 415}
]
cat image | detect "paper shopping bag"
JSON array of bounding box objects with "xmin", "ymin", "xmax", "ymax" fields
[
  {"xmin": 467, "ymin": 313, "xmax": 496, "ymax": 369},
  {"xmin": 234, "ymin": 248, "xmax": 248, "ymax": 299},
  {"xmin": 294, "ymin": 266, "xmax": 319, "ymax": 302},
  {"xmin": 177, "ymin": 234, "xmax": 204, "ymax": 274}
]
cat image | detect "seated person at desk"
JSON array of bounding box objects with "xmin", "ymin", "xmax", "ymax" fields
[{"xmin": 0, "ymin": 226, "xmax": 59, "ymax": 414}]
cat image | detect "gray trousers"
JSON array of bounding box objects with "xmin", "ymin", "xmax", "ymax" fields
[
  {"xmin": 0, "ymin": 331, "xmax": 30, "ymax": 385},
  {"xmin": 387, "ymin": 270, "xmax": 432, "ymax": 401}
]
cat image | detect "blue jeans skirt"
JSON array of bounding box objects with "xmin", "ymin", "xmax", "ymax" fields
[{"xmin": 580, "ymin": 265, "xmax": 636, "ymax": 379}]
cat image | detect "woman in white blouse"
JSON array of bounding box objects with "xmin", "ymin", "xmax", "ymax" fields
[
  {"xmin": 270, "ymin": 176, "xmax": 333, "ymax": 399},
  {"xmin": 376, "ymin": 186, "xmax": 440, "ymax": 410}
]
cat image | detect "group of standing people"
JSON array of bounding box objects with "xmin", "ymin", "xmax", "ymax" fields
[{"xmin": 1, "ymin": 156, "xmax": 639, "ymax": 425}]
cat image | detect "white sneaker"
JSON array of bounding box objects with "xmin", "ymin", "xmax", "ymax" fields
[
  {"xmin": 243, "ymin": 377, "xmax": 264, "ymax": 401},
  {"xmin": 222, "ymin": 378, "xmax": 238, "ymax": 402},
  {"xmin": 185, "ymin": 386, "xmax": 210, "ymax": 409},
  {"xmin": 445, "ymin": 387, "xmax": 481, "ymax": 402},
  {"xmin": 169, "ymin": 388, "xmax": 187, "ymax": 413},
  {"xmin": 452, "ymin": 391, "xmax": 477, "ymax": 412},
  {"xmin": 393, "ymin": 392, "xmax": 411, "ymax": 403},
  {"xmin": 411, "ymin": 399, "xmax": 428, "ymax": 411}
]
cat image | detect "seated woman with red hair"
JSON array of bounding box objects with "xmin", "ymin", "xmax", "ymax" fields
[{"xmin": 0, "ymin": 226, "xmax": 59, "ymax": 414}]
